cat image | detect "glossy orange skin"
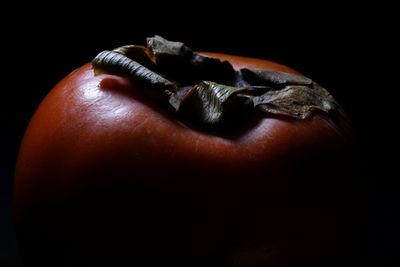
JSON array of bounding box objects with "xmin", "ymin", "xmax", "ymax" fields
[{"xmin": 14, "ymin": 54, "xmax": 364, "ymax": 266}]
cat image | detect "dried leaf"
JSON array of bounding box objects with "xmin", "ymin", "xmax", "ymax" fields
[
  {"xmin": 113, "ymin": 45, "xmax": 156, "ymax": 68},
  {"xmin": 147, "ymin": 35, "xmax": 192, "ymax": 58},
  {"xmin": 146, "ymin": 35, "xmax": 197, "ymax": 82},
  {"xmin": 92, "ymin": 36, "xmax": 339, "ymax": 128},
  {"xmin": 241, "ymin": 68, "xmax": 313, "ymax": 86},
  {"xmin": 253, "ymin": 83, "xmax": 338, "ymax": 119},
  {"xmin": 177, "ymin": 81, "xmax": 249, "ymax": 125},
  {"xmin": 92, "ymin": 50, "xmax": 175, "ymax": 90},
  {"xmin": 168, "ymin": 86, "xmax": 193, "ymax": 111},
  {"xmin": 191, "ymin": 54, "xmax": 236, "ymax": 85}
]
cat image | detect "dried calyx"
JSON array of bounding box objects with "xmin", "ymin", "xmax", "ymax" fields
[{"xmin": 92, "ymin": 35, "xmax": 338, "ymax": 128}]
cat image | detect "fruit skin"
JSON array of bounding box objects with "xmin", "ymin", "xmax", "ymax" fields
[{"xmin": 14, "ymin": 53, "xmax": 365, "ymax": 267}]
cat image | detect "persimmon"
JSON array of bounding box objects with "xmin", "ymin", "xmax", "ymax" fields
[{"xmin": 14, "ymin": 36, "xmax": 364, "ymax": 266}]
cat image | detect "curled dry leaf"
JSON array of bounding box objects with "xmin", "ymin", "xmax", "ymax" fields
[
  {"xmin": 113, "ymin": 45, "xmax": 157, "ymax": 68},
  {"xmin": 254, "ymin": 84, "xmax": 338, "ymax": 119},
  {"xmin": 92, "ymin": 50, "xmax": 175, "ymax": 91},
  {"xmin": 177, "ymin": 81, "xmax": 250, "ymax": 125},
  {"xmin": 241, "ymin": 68, "xmax": 313, "ymax": 86},
  {"xmin": 147, "ymin": 35, "xmax": 193, "ymax": 59}
]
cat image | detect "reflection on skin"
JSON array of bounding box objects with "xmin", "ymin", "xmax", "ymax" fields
[{"xmin": 78, "ymin": 75, "xmax": 136, "ymax": 129}]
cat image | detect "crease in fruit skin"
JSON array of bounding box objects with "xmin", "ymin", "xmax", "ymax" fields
[{"xmin": 92, "ymin": 36, "xmax": 338, "ymax": 129}]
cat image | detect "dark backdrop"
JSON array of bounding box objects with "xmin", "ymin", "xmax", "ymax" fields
[{"xmin": 1, "ymin": 6, "xmax": 395, "ymax": 266}]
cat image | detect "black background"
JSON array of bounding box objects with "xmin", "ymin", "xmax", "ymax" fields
[{"xmin": 1, "ymin": 5, "xmax": 396, "ymax": 266}]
